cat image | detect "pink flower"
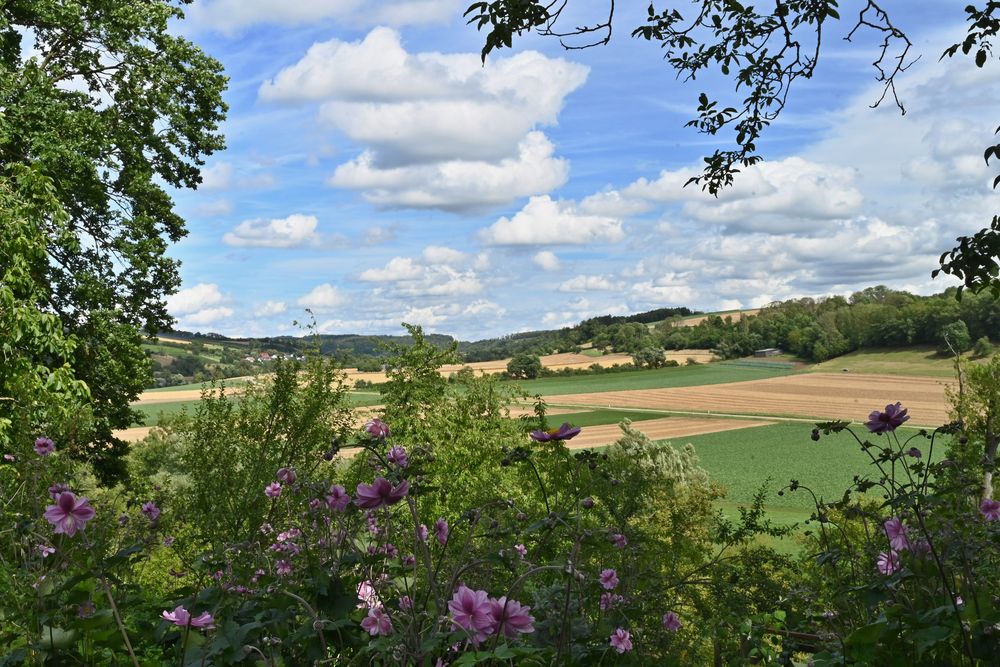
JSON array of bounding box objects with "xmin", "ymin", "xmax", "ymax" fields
[
  {"xmin": 48, "ymin": 483, "xmax": 70, "ymax": 499},
  {"xmin": 44, "ymin": 492, "xmax": 96, "ymax": 537},
  {"xmin": 599, "ymin": 568, "xmax": 619, "ymax": 590},
  {"xmin": 276, "ymin": 467, "xmax": 296, "ymax": 484},
  {"xmin": 2, "ymin": 454, "xmax": 14, "ymax": 462},
  {"xmin": 365, "ymin": 418, "xmax": 390, "ymax": 440},
  {"xmin": 361, "ymin": 606, "xmax": 393, "ymax": 636},
  {"xmin": 980, "ymin": 498, "xmax": 1000, "ymax": 521},
  {"xmin": 326, "ymin": 484, "xmax": 351, "ymax": 512},
  {"xmin": 34, "ymin": 437, "xmax": 55, "ymax": 456},
  {"xmin": 141, "ymin": 501, "xmax": 161, "ymax": 522},
  {"xmin": 600, "ymin": 592, "xmax": 623, "ymax": 610},
  {"xmin": 865, "ymin": 402, "xmax": 910, "ymax": 434},
  {"xmin": 877, "ymin": 550, "xmax": 900, "ymax": 576},
  {"xmin": 387, "ymin": 446, "xmax": 408, "ymax": 468},
  {"xmin": 434, "ymin": 518, "xmax": 449, "ymax": 546},
  {"xmin": 265, "ymin": 482, "xmax": 282, "ymax": 499},
  {"xmin": 162, "ymin": 606, "xmax": 214, "ymax": 629},
  {"xmin": 662, "ymin": 611, "xmax": 682, "ymax": 632},
  {"xmin": 488, "ymin": 596, "xmax": 535, "ymax": 639},
  {"xmin": 354, "ymin": 477, "xmax": 409, "ymax": 509},
  {"xmin": 357, "ymin": 580, "xmax": 380, "ymax": 608},
  {"xmin": 610, "ymin": 627, "xmax": 633, "ymax": 653},
  {"xmin": 610, "ymin": 533, "xmax": 627, "ymax": 549},
  {"xmin": 417, "ymin": 524, "xmax": 429, "ymax": 542},
  {"xmin": 883, "ymin": 517, "xmax": 909, "ymax": 551},
  {"xmin": 530, "ymin": 423, "xmax": 581, "ymax": 442},
  {"xmin": 37, "ymin": 544, "xmax": 56, "ymax": 558},
  {"xmin": 275, "ymin": 560, "xmax": 292, "ymax": 576},
  {"xmin": 514, "ymin": 543, "xmax": 527, "ymax": 558},
  {"xmin": 448, "ymin": 585, "xmax": 493, "ymax": 643},
  {"xmin": 399, "ymin": 595, "xmax": 412, "ymax": 610},
  {"xmin": 308, "ymin": 498, "xmax": 322, "ymax": 512}
]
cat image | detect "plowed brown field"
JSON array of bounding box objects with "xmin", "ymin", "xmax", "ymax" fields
[{"xmin": 545, "ymin": 373, "xmax": 952, "ymax": 426}]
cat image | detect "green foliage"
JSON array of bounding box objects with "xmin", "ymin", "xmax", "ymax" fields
[
  {"xmin": 506, "ymin": 352, "xmax": 542, "ymax": 379},
  {"xmin": 938, "ymin": 320, "xmax": 973, "ymax": 355},
  {"xmin": 0, "ymin": 0, "xmax": 227, "ymax": 479},
  {"xmin": 170, "ymin": 356, "xmax": 353, "ymax": 546},
  {"xmin": 974, "ymin": 336, "xmax": 994, "ymax": 358}
]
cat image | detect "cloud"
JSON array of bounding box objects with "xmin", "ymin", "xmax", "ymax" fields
[
  {"xmin": 167, "ymin": 283, "xmax": 227, "ymax": 315},
  {"xmin": 623, "ymin": 157, "xmax": 863, "ymax": 233},
  {"xmin": 481, "ymin": 195, "xmax": 625, "ymax": 246},
  {"xmin": 262, "ymin": 28, "xmax": 587, "ymax": 210},
  {"xmin": 254, "ymin": 301, "xmax": 288, "ymax": 317},
  {"xmin": 188, "ymin": 0, "xmax": 462, "ymax": 34},
  {"xmin": 328, "ymin": 132, "xmax": 569, "ymax": 211},
  {"xmin": 196, "ymin": 199, "xmax": 233, "ymax": 217},
  {"xmin": 360, "ymin": 255, "xmax": 482, "ymax": 296},
  {"xmin": 223, "ymin": 214, "xmax": 320, "ymax": 248},
  {"xmin": 532, "ymin": 251, "xmax": 560, "ymax": 271},
  {"xmin": 558, "ymin": 275, "xmax": 621, "ymax": 292},
  {"xmin": 463, "ymin": 300, "xmax": 506, "ymax": 316},
  {"xmin": 422, "ymin": 245, "xmax": 466, "ymax": 265},
  {"xmin": 199, "ymin": 162, "xmax": 232, "ymax": 191},
  {"xmin": 166, "ymin": 283, "xmax": 234, "ymax": 327},
  {"xmin": 297, "ymin": 283, "xmax": 348, "ymax": 311}
]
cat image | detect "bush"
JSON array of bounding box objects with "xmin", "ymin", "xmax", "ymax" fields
[{"xmin": 507, "ymin": 353, "xmax": 543, "ymax": 379}]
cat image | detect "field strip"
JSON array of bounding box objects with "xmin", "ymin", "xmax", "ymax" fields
[
  {"xmin": 544, "ymin": 372, "xmax": 953, "ymax": 427},
  {"xmin": 561, "ymin": 417, "xmax": 774, "ymax": 449}
]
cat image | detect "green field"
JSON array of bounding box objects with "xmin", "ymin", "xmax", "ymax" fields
[
  {"xmin": 811, "ymin": 345, "xmax": 977, "ymax": 378},
  {"xmin": 517, "ymin": 363, "xmax": 797, "ymax": 396},
  {"xmin": 144, "ymin": 377, "xmax": 251, "ymax": 393},
  {"xmin": 135, "ymin": 390, "xmax": 382, "ymax": 424},
  {"xmin": 537, "ymin": 409, "xmax": 668, "ymax": 428},
  {"xmin": 579, "ymin": 348, "xmax": 604, "ymax": 358},
  {"xmin": 657, "ymin": 422, "xmax": 942, "ymax": 520}
]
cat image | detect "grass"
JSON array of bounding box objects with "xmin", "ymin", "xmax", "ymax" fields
[
  {"xmin": 811, "ymin": 345, "xmax": 975, "ymax": 378},
  {"xmin": 134, "ymin": 400, "xmax": 201, "ymax": 422},
  {"xmin": 655, "ymin": 422, "xmax": 942, "ymax": 519},
  {"xmin": 517, "ymin": 363, "xmax": 797, "ymax": 396},
  {"xmin": 145, "ymin": 378, "xmax": 252, "ymax": 393},
  {"xmin": 579, "ymin": 348, "xmax": 604, "ymax": 358}
]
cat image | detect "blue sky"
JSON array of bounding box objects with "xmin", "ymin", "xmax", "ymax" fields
[{"xmin": 163, "ymin": 1, "xmax": 997, "ymax": 340}]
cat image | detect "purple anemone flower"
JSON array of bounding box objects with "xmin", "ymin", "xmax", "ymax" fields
[
  {"xmin": 530, "ymin": 423, "xmax": 582, "ymax": 442},
  {"xmin": 326, "ymin": 484, "xmax": 351, "ymax": 512},
  {"xmin": 354, "ymin": 477, "xmax": 409, "ymax": 509},
  {"xmin": 162, "ymin": 606, "xmax": 214, "ymax": 629},
  {"xmin": 387, "ymin": 446, "xmax": 408, "ymax": 468},
  {"xmin": 488, "ymin": 596, "xmax": 535, "ymax": 639},
  {"xmin": 364, "ymin": 418, "xmax": 390, "ymax": 440},
  {"xmin": 865, "ymin": 402, "xmax": 910, "ymax": 434},
  {"xmin": 662, "ymin": 611, "xmax": 682, "ymax": 632},
  {"xmin": 44, "ymin": 492, "xmax": 96, "ymax": 537},
  {"xmin": 141, "ymin": 501, "xmax": 161, "ymax": 522},
  {"xmin": 610, "ymin": 628, "xmax": 633, "ymax": 653},
  {"xmin": 276, "ymin": 467, "xmax": 297, "ymax": 484},
  {"xmin": 34, "ymin": 437, "xmax": 55, "ymax": 456},
  {"xmin": 980, "ymin": 498, "xmax": 1000, "ymax": 521}
]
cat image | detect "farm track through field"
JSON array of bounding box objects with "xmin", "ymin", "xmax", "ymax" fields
[{"xmin": 544, "ymin": 372, "xmax": 953, "ymax": 427}]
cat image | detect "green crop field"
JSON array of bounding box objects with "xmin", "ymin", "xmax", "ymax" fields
[
  {"xmin": 811, "ymin": 345, "xmax": 980, "ymax": 378},
  {"xmin": 517, "ymin": 363, "xmax": 797, "ymax": 396},
  {"xmin": 534, "ymin": 409, "xmax": 668, "ymax": 428},
  {"xmin": 135, "ymin": 400, "xmax": 201, "ymax": 422},
  {"xmin": 655, "ymin": 422, "xmax": 944, "ymax": 521}
]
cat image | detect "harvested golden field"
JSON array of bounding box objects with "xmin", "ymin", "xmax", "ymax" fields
[
  {"xmin": 670, "ymin": 309, "xmax": 760, "ymax": 328},
  {"xmin": 545, "ymin": 372, "xmax": 953, "ymax": 426}
]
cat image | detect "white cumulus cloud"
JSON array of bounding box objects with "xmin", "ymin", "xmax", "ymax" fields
[
  {"xmin": 532, "ymin": 251, "xmax": 560, "ymax": 271},
  {"xmin": 481, "ymin": 195, "xmax": 625, "ymax": 246},
  {"xmin": 297, "ymin": 284, "xmax": 347, "ymax": 311},
  {"xmin": 261, "ymin": 28, "xmax": 587, "ymax": 210},
  {"xmin": 223, "ymin": 214, "xmax": 320, "ymax": 248}
]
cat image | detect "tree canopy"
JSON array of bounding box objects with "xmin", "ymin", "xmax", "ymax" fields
[
  {"xmin": 0, "ymin": 0, "xmax": 227, "ymax": 481},
  {"xmin": 465, "ymin": 0, "xmax": 1000, "ymax": 296}
]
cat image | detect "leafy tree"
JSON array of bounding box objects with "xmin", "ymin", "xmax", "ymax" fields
[
  {"xmin": 974, "ymin": 335, "xmax": 994, "ymax": 358},
  {"xmin": 465, "ymin": 1, "xmax": 1000, "ymax": 295},
  {"xmin": 939, "ymin": 320, "xmax": 972, "ymax": 356},
  {"xmin": 507, "ymin": 352, "xmax": 543, "ymax": 379},
  {"xmin": 632, "ymin": 346, "xmax": 667, "ymax": 368},
  {"xmin": 1, "ymin": 1, "xmax": 227, "ymax": 480}
]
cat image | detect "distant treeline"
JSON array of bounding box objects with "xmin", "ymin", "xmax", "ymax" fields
[
  {"xmin": 660, "ymin": 286, "xmax": 999, "ymax": 361},
  {"xmin": 458, "ymin": 307, "xmax": 696, "ymax": 361}
]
